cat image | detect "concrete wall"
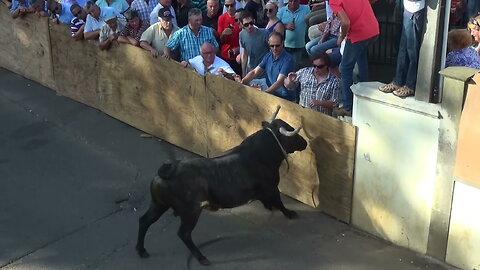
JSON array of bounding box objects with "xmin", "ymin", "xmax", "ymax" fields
[
  {"xmin": 446, "ymin": 181, "xmax": 480, "ymax": 270},
  {"xmin": 351, "ymin": 82, "xmax": 440, "ymax": 253},
  {"xmin": 446, "ymin": 73, "xmax": 480, "ymax": 270}
]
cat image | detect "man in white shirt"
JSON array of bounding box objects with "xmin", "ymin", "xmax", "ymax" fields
[
  {"xmin": 181, "ymin": 42, "xmax": 236, "ymax": 78},
  {"xmin": 84, "ymin": 1, "xmax": 124, "ymax": 41}
]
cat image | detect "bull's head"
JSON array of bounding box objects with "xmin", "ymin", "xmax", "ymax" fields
[{"xmin": 262, "ymin": 106, "xmax": 307, "ymax": 154}]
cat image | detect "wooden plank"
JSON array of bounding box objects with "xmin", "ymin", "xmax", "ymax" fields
[
  {"xmin": 0, "ymin": 10, "xmax": 56, "ymax": 89},
  {"xmin": 1, "ymin": 10, "xmax": 356, "ymax": 222},
  {"xmin": 49, "ymin": 22, "xmax": 99, "ymax": 108},
  {"xmin": 205, "ymin": 74, "xmax": 356, "ymax": 223},
  {"xmin": 454, "ymin": 73, "xmax": 480, "ymax": 185},
  {"xmin": 96, "ymin": 45, "xmax": 208, "ymax": 156}
]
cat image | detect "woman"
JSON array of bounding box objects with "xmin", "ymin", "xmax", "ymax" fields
[
  {"xmin": 446, "ymin": 29, "xmax": 480, "ymax": 69},
  {"xmin": 264, "ymin": 1, "xmax": 284, "ymax": 35},
  {"xmin": 284, "ymin": 52, "xmax": 340, "ymax": 116},
  {"xmin": 305, "ymin": 13, "xmax": 340, "ymax": 56},
  {"xmin": 467, "ymin": 14, "xmax": 480, "ymax": 54}
]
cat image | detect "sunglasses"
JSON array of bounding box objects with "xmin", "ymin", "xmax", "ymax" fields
[
  {"xmin": 313, "ymin": 64, "xmax": 326, "ymax": 69},
  {"xmin": 470, "ymin": 17, "xmax": 480, "ymax": 28},
  {"xmin": 265, "ymin": 8, "xmax": 274, "ymax": 12},
  {"xmin": 225, "ymin": 3, "xmax": 235, "ymax": 7},
  {"xmin": 269, "ymin": 44, "xmax": 282, "ymax": 48},
  {"xmin": 243, "ymin": 21, "xmax": 254, "ymax": 27}
]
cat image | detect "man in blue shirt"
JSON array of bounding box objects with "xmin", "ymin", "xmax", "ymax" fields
[
  {"xmin": 47, "ymin": 0, "xmax": 74, "ymax": 24},
  {"xmin": 164, "ymin": 8, "xmax": 218, "ymax": 61},
  {"xmin": 278, "ymin": 0, "xmax": 310, "ymax": 69},
  {"xmin": 241, "ymin": 32, "xmax": 295, "ymax": 101}
]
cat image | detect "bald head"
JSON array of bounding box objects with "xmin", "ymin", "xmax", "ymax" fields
[
  {"xmin": 201, "ymin": 42, "xmax": 215, "ymax": 53},
  {"xmin": 200, "ymin": 42, "xmax": 216, "ymax": 66}
]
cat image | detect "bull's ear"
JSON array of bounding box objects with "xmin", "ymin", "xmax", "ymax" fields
[{"xmin": 261, "ymin": 121, "xmax": 270, "ymax": 128}]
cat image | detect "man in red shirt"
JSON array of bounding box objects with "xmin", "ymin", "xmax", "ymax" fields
[
  {"xmin": 217, "ymin": 0, "xmax": 241, "ymax": 74},
  {"xmin": 329, "ymin": 0, "xmax": 379, "ymax": 116}
]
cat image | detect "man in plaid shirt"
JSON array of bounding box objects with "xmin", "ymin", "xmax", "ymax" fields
[
  {"xmin": 164, "ymin": 8, "xmax": 218, "ymax": 61},
  {"xmin": 284, "ymin": 51, "xmax": 340, "ymax": 116},
  {"xmin": 118, "ymin": 10, "xmax": 150, "ymax": 46},
  {"xmin": 130, "ymin": 0, "xmax": 158, "ymax": 21}
]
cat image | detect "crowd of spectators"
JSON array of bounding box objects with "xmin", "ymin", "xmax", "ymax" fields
[{"xmin": 4, "ymin": 0, "xmax": 480, "ymax": 118}]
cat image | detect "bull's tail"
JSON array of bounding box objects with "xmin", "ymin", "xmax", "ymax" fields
[{"xmin": 157, "ymin": 161, "xmax": 179, "ymax": 179}]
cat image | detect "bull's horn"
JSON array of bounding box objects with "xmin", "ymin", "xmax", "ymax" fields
[
  {"xmin": 267, "ymin": 105, "xmax": 281, "ymax": 123},
  {"xmin": 279, "ymin": 126, "xmax": 302, "ymax": 137}
]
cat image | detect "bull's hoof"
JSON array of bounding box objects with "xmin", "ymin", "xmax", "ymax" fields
[
  {"xmin": 284, "ymin": 210, "xmax": 299, "ymax": 219},
  {"xmin": 198, "ymin": 257, "xmax": 211, "ymax": 266},
  {"xmin": 136, "ymin": 248, "xmax": 150, "ymax": 258}
]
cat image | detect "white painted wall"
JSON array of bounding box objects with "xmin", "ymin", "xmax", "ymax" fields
[
  {"xmin": 446, "ymin": 181, "xmax": 480, "ymax": 270},
  {"xmin": 351, "ymin": 82, "xmax": 440, "ymax": 253}
]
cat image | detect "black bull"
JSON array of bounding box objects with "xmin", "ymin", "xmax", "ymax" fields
[{"xmin": 136, "ymin": 106, "xmax": 308, "ymax": 265}]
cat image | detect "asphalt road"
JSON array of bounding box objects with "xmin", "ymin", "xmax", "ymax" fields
[{"xmin": 0, "ymin": 68, "xmax": 456, "ymax": 270}]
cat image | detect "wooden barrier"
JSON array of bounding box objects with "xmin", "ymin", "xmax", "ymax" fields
[
  {"xmin": 205, "ymin": 75, "xmax": 356, "ymax": 221},
  {"xmin": 0, "ymin": 10, "xmax": 56, "ymax": 89},
  {"xmin": 0, "ymin": 10, "xmax": 356, "ymax": 223}
]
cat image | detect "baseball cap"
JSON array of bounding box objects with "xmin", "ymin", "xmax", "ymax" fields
[{"xmin": 158, "ymin": 7, "xmax": 173, "ymax": 19}]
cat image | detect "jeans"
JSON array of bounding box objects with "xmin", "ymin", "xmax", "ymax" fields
[
  {"xmin": 392, "ymin": 9, "xmax": 425, "ymax": 90},
  {"xmin": 339, "ymin": 35, "xmax": 378, "ymax": 111},
  {"xmin": 305, "ymin": 35, "xmax": 338, "ymax": 56}
]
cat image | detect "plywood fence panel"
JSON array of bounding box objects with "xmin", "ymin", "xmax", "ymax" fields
[
  {"xmin": 1, "ymin": 11, "xmax": 356, "ymax": 222},
  {"xmin": 205, "ymin": 75, "xmax": 356, "ymax": 223},
  {"xmin": 49, "ymin": 22, "xmax": 99, "ymax": 108},
  {"xmin": 96, "ymin": 45, "xmax": 208, "ymax": 156},
  {"xmin": 0, "ymin": 10, "xmax": 56, "ymax": 89}
]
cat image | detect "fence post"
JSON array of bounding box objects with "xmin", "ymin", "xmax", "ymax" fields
[{"xmin": 426, "ymin": 66, "xmax": 478, "ymax": 260}]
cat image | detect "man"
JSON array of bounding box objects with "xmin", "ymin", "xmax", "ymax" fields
[
  {"xmin": 47, "ymin": 0, "xmax": 75, "ymax": 24},
  {"xmin": 244, "ymin": 0, "xmax": 264, "ymax": 27},
  {"xmin": 140, "ymin": 7, "xmax": 180, "ymax": 57},
  {"xmin": 70, "ymin": 3, "xmax": 87, "ymax": 40},
  {"xmin": 241, "ymin": 32, "xmax": 295, "ymax": 101},
  {"xmin": 239, "ymin": 10, "xmax": 270, "ymax": 76},
  {"xmin": 29, "ymin": 0, "xmax": 49, "ymax": 16},
  {"xmin": 99, "ymin": 14, "xmax": 126, "ymax": 50},
  {"xmin": 277, "ymin": 0, "xmax": 310, "ymax": 69},
  {"xmin": 130, "ymin": 0, "xmax": 158, "ymax": 22},
  {"xmin": 181, "ymin": 42, "xmax": 236, "ymax": 78},
  {"xmin": 150, "ymin": 0, "xmax": 177, "ymax": 25},
  {"xmin": 217, "ymin": 0, "xmax": 241, "ymax": 74},
  {"xmin": 378, "ymin": 0, "xmax": 425, "ymax": 98},
  {"xmin": 95, "ymin": 0, "xmax": 129, "ymax": 13},
  {"xmin": 329, "ymin": 0, "xmax": 379, "ymax": 116},
  {"xmin": 202, "ymin": 0, "xmax": 222, "ymax": 30},
  {"xmin": 10, "ymin": 0, "xmax": 32, "ymax": 19},
  {"xmin": 174, "ymin": 0, "xmax": 192, "ymax": 27},
  {"xmin": 164, "ymin": 8, "xmax": 218, "ymax": 61},
  {"xmin": 83, "ymin": 1, "xmax": 123, "ymax": 41},
  {"xmin": 284, "ymin": 51, "xmax": 340, "ymax": 115},
  {"xmin": 118, "ymin": 10, "xmax": 150, "ymax": 46}
]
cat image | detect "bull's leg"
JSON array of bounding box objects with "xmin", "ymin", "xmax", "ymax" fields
[
  {"xmin": 177, "ymin": 208, "xmax": 210, "ymax": 266},
  {"xmin": 270, "ymin": 191, "xmax": 298, "ymax": 219},
  {"xmin": 136, "ymin": 201, "xmax": 169, "ymax": 258}
]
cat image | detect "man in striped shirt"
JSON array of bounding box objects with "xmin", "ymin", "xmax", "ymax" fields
[
  {"xmin": 70, "ymin": 4, "xmax": 87, "ymax": 40},
  {"xmin": 164, "ymin": 8, "xmax": 218, "ymax": 61}
]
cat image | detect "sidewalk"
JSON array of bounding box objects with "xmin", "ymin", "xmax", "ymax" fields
[{"xmin": 0, "ymin": 68, "xmax": 456, "ymax": 270}]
